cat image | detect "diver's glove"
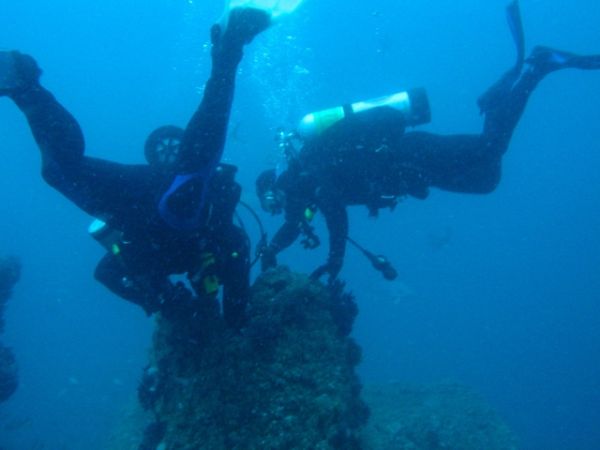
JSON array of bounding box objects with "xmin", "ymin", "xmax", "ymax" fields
[
  {"xmin": 260, "ymin": 245, "xmax": 278, "ymax": 272},
  {"xmin": 300, "ymin": 224, "xmax": 320, "ymax": 249},
  {"xmin": 310, "ymin": 256, "xmax": 343, "ymax": 284}
]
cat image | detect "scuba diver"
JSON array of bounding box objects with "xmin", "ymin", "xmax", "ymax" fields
[
  {"xmin": 0, "ymin": 7, "xmax": 271, "ymax": 329},
  {"xmin": 256, "ymin": 1, "xmax": 600, "ymax": 283}
]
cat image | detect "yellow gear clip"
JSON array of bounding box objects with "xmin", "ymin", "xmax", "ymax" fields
[
  {"xmin": 198, "ymin": 252, "xmax": 219, "ymax": 296},
  {"xmin": 203, "ymin": 275, "xmax": 220, "ymax": 296}
]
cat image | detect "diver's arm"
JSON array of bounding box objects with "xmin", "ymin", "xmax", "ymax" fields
[
  {"xmin": 261, "ymin": 220, "xmax": 301, "ymax": 271},
  {"xmin": 271, "ymin": 220, "xmax": 302, "ymax": 252},
  {"xmin": 261, "ymin": 195, "xmax": 305, "ymax": 270},
  {"xmin": 311, "ymin": 201, "xmax": 347, "ymax": 282},
  {"xmin": 324, "ymin": 203, "xmax": 348, "ymax": 275}
]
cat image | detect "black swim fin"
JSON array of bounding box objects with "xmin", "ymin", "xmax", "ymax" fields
[
  {"xmin": 477, "ymin": 1, "xmax": 525, "ymax": 114},
  {"xmin": 222, "ymin": 7, "xmax": 271, "ymax": 47},
  {"xmin": 506, "ymin": 0, "xmax": 525, "ymax": 71},
  {"xmin": 526, "ymin": 45, "xmax": 600, "ymax": 75}
]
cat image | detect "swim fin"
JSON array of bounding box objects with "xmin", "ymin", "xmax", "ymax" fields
[
  {"xmin": 0, "ymin": 51, "xmax": 41, "ymax": 96},
  {"xmin": 477, "ymin": 1, "xmax": 525, "ymax": 114},
  {"xmin": 228, "ymin": 0, "xmax": 304, "ymax": 21},
  {"xmin": 526, "ymin": 45, "xmax": 600, "ymax": 75},
  {"xmin": 506, "ymin": 0, "xmax": 525, "ymax": 70},
  {"xmin": 221, "ymin": 7, "xmax": 271, "ymax": 47}
]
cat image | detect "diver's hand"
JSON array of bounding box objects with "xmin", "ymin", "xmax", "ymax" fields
[
  {"xmin": 260, "ymin": 246, "xmax": 278, "ymax": 272},
  {"xmin": 310, "ymin": 256, "xmax": 343, "ymax": 284},
  {"xmin": 300, "ymin": 233, "xmax": 320, "ymax": 250}
]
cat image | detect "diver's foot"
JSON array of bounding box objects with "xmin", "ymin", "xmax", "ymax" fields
[
  {"xmin": 0, "ymin": 51, "xmax": 41, "ymax": 97},
  {"xmin": 526, "ymin": 46, "xmax": 600, "ymax": 76},
  {"xmin": 222, "ymin": 7, "xmax": 271, "ymax": 48},
  {"xmin": 525, "ymin": 46, "xmax": 577, "ymax": 75}
]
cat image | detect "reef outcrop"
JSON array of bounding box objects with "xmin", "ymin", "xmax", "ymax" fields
[
  {"xmin": 140, "ymin": 267, "xmax": 367, "ymax": 449},
  {"xmin": 0, "ymin": 256, "xmax": 21, "ymax": 403},
  {"xmin": 111, "ymin": 267, "xmax": 517, "ymax": 450},
  {"xmin": 362, "ymin": 383, "xmax": 518, "ymax": 449}
]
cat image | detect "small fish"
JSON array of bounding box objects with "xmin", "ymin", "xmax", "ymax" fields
[{"xmin": 427, "ymin": 226, "xmax": 453, "ymax": 252}]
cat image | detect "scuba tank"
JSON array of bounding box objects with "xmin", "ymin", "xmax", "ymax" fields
[{"xmin": 296, "ymin": 88, "xmax": 431, "ymax": 140}]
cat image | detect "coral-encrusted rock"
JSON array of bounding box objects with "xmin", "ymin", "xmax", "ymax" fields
[
  {"xmin": 361, "ymin": 383, "xmax": 518, "ymax": 450},
  {"xmin": 0, "ymin": 255, "xmax": 20, "ymax": 403},
  {"xmin": 0, "ymin": 345, "xmax": 18, "ymax": 402},
  {"xmin": 111, "ymin": 268, "xmax": 520, "ymax": 450},
  {"xmin": 145, "ymin": 267, "xmax": 367, "ymax": 449},
  {"xmin": 0, "ymin": 256, "xmax": 21, "ymax": 334}
]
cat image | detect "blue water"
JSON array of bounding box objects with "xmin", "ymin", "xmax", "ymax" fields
[{"xmin": 1, "ymin": 1, "xmax": 599, "ymax": 448}]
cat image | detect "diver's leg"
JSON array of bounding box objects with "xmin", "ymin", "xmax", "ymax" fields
[
  {"xmin": 477, "ymin": 0, "xmax": 525, "ymax": 114},
  {"xmin": 177, "ymin": 8, "xmax": 271, "ymax": 171},
  {"xmin": 2, "ymin": 51, "xmax": 160, "ymax": 220},
  {"xmin": 526, "ymin": 46, "xmax": 600, "ymax": 75},
  {"xmin": 421, "ymin": 54, "xmax": 595, "ymax": 194},
  {"xmin": 394, "ymin": 132, "xmax": 501, "ymax": 194},
  {"xmin": 56, "ymin": 158, "xmax": 160, "ymax": 221},
  {"xmin": 158, "ymin": 9, "xmax": 270, "ymax": 230},
  {"xmin": 4, "ymin": 52, "xmax": 85, "ymax": 169},
  {"xmin": 478, "ymin": 2, "xmax": 600, "ymax": 157},
  {"xmin": 398, "ymin": 1, "xmax": 600, "ymax": 195},
  {"xmin": 14, "ymin": 83, "xmax": 158, "ymax": 220},
  {"xmin": 480, "ymin": 45, "xmax": 600, "ymax": 159}
]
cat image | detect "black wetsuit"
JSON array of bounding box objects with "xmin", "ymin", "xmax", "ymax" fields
[
  {"xmin": 93, "ymin": 164, "xmax": 250, "ymax": 325},
  {"xmin": 266, "ymin": 63, "xmax": 546, "ymax": 280},
  {"xmin": 7, "ymin": 26, "xmax": 251, "ymax": 326}
]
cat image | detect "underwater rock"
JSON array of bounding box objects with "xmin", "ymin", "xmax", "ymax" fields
[
  {"xmin": 110, "ymin": 268, "xmax": 518, "ymax": 449},
  {"xmin": 0, "ymin": 256, "xmax": 20, "ymax": 290},
  {"xmin": 144, "ymin": 267, "xmax": 367, "ymax": 449},
  {"xmin": 361, "ymin": 383, "xmax": 518, "ymax": 450},
  {"xmin": 0, "ymin": 255, "xmax": 20, "ymax": 403},
  {"xmin": 106, "ymin": 400, "xmax": 155, "ymax": 450},
  {"xmin": 0, "ymin": 345, "xmax": 18, "ymax": 403},
  {"xmin": 0, "ymin": 256, "xmax": 21, "ymax": 334}
]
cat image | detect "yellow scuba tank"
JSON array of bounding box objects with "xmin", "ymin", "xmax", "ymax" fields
[{"xmin": 296, "ymin": 88, "xmax": 431, "ymax": 140}]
